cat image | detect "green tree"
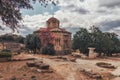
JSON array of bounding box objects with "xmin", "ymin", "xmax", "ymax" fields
[
  {"xmin": 25, "ymin": 34, "xmax": 41, "ymax": 54},
  {"xmin": 0, "ymin": 34, "xmax": 25, "ymax": 43},
  {"xmin": 0, "ymin": 0, "xmax": 58, "ymax": 31},
  {"xmin": 72, "ymin": 26, "xmax": 120, "ymax": 57},
  {"xmin": 103, "ymin": 33, "xmax": 120, "ymax": 56},
  {"xmin": 72, "ymin": 28, "xmax": 91, "ymax": 55},
  {"xmin": 46, "ymin": 43, "xmax": 55, "ymax": 55},
  {"xmin": 0, "ymin": 34, "xmax": 14, "ymax": 42},
  {"xmin": 89, "ymin": 26, "xmax": 120, "ymax": 56},
  {"xmin": 16, "ymin": 35, "xmax": 25, "ymax": 44},
  {"xmin": 40, "ymin": 43, "xmax": 55, "ymax": 55},
  {"xmin": 89, "ymin": 26, "xmax": 105, "ymax": 55}
]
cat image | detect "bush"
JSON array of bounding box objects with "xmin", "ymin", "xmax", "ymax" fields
[
  {"xmin": 1, "ymin": 49, "xmax": 11, "ymax": 52},
  {"xmin": 47, "ymin": 47, "xmax": 55, "ymax": 55},
  {"xmin": 40, "ymin": 46, "xmax": 47, "ymax": 55},
  {"xmin": 0, "ymin": 52, "xmax": 12, "ymax": 58},
  {"xmin": 40, "ymin": 46, "xmax": 55, "ymax": 55}
]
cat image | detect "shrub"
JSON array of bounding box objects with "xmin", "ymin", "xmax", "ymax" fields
[
  {"xmin": 41, "ymin": 46, "xmax": 47, "ymax": 54},
  {"xmin": 0, "ymin": 52, "xmax": 12, "ymax": 58},
  {"xmin": 40, "ymin": 46, "xmax": 55, "ymax": 55},
  {"xmin": 47, "ymin": 47, "xmax": 55, "ymax": 55},
  {"xmin": 1, "ymin": 49, "xmax": 11, "ymax": 52}
]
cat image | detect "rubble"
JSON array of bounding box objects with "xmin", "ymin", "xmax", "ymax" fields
[
  {"xmin": 36, "ymin": 69, "xmax": 53, "ymax": 73},
  {"xmin": 0, "ymin": 75, "xmax": 3, "ymax": 79},
  {"xmin": 71, "ymin": 53, "xmax": 81, "ymax": 58},
  {"xmin": 69, "ymin": 58, "xmax": 76, "ymax": 62},
  {"xmin": 96, "ymin": 62, "xmax": 116, "ymax": 69},
  {"xmin": 80, "ymin": 69, "xmax": 102, "ymax": 79},
  {"xmin": 12, "ymin": 58, "xmax": 36, "ymax": 61},
  {"xmin": 57, "ymin": 56, "xmax": 68, "ymax": 60},
  {"xmin": 26, "ymin": 61, "xmax": 35, "ymax": 67},
  {"xmin": 26, "ymin": 59, "xmax": 53, "ymax": 73},
  {"xmin": 37, "ymin": 63, "xmax": 49, "ymax": 69}
]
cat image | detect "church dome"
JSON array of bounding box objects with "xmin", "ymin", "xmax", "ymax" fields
[
  {"xmin": 47, "ymin": 17, "xmax": 59, "ymax": 23},
  {"xmin": 46, "ymin": 17, "xmax": 60, "ymax": 29}
]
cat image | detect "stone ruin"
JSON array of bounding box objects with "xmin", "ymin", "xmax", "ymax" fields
[
  {"xmin": 88, "ymin": 47, "xmax": 98, "ymax": 59},
  {"xmin": 26, "ymin": 59, "xmax": 53, "ymax": 73}
]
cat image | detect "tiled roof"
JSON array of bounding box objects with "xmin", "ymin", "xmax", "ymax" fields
[
  {"xmin": 47, "ymin": 17, "xmax": 59, "ymax": 22},
  {"xmin": 34, "ymin": 28, "xmax": 71, "ymax": 34},
  {"xmin": 50, "ymin": 28, "xmax": 71, "ymax": 34}
]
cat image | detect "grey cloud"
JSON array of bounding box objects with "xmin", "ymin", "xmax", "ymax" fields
[
  {"xmin": 65, "ymin": 4, "xmax": 75, "ymax": 9},
  {"xmin": 111, "ymin": 28, "xmax": 120, "ymax": 38},
  {"xmin": 61, "ymin": 18, "xmax": 69, "ymax": 23},
  {"xmin": 72, "ymin": 8, "xmax": 89, "ymax": 14},
  {"xmin": 63, "ymin": 4, "xmax": 89, "ymax": 14},
  {"xmin": 114, "ymin": 28, "xmax": 120, "ymax": 32},
  {"xmin": 96, "ymin": 9, "xmax": 107, "ymax": 13},
  {"xmin": 65, "ymin": 26, "xmax": 80, "ymax": 36},
  {"xmin": 21, "ymin": 25, "xmax": 32, "ymax": 31},
  {"xmin": 0, "ymin": 26, "xmax": 5, "ymax": 30},
  {"xmin": 19, "ymin": 25, "xmax": 34, "ymax": 36},
  {"xmin": 100, "ymin": 20, "xmax": 120, "ymax": 31},
  {"xmin": 96, "ymin": 9, "xmax": 114, "ymax": 16},
  {"xmin": 99, "ymin": 0, "xmax": 120, "ymax": 8},
  {"xmin": 80, "ymin": 0, "xmax": 85, "ymax": 2}
]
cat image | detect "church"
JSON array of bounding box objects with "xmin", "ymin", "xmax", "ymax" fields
[{"xmin": 34, "ymin": 17, "xmax": 72, "ymax": 54}]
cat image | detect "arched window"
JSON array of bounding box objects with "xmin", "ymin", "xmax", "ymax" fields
[{"xmin": 55, "ymin": 38, "xmax": 60, "ymax": 45}]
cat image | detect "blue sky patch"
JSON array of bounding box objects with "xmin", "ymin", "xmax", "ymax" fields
[{"xmin": 21, "ymin": 2, "xmax": 60, "ymax": 16}]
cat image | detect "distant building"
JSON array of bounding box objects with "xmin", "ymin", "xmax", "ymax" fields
[
  {"xmin": 0, "ymin": 42, "xmax": 24, "ymax": 53},
  {"xmin": 34, "ymin": 17, "xmax": 72, "ymax": 54}
]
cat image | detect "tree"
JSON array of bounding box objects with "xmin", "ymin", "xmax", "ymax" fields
[
  {"xmin": 40, "ymin": 43, "xmax": 55, "ymax": 55},
  {"xmin": 89, "ymin": 26, "xmax": 105, "ymax": 55},
  {"xmin": 0, "ymin": 34, "xmax": 15, "ymax": 42},
  {"xmin": 103, "ymin": 33, "xmax": 120, "ymax": 56},
  {"xmin": 16, "ymin": 35, "xmax": 25, "ymax": 44},
  {"xmin": 72, "ymin": 26, "xmax": 120, "ymax": 57},
  {"xmin": 25, "ymin": 34, "xmax": 41, "ymax": 54},
  {"xmin": 72, "ymin": 28, "xmax": 91, "ymax": 55},
  {"xmin": 0, "ymin": 0, "xmax": 58, "ymax": 31},
  {"xmin": 0, "ymin": 34, "xmax": 25, "ymax": 43},
  {"xmin": 47, "ymin": 43, "xmax": 55, "ymax": 55}
]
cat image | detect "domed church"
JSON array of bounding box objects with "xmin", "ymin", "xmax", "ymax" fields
[{"xmin": 34, "ymin": 17, "xmax": 72, "ymax": 54}]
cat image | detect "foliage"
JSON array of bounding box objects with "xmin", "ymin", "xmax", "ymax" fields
[
  {"xmin": 0, "ymin": 49, "xmax": 12, "ymax": 58},
  {"xmin": 1, "ymin": 49, "xmax": 11, "ymax": 53},
  {"xmin": 72, "ymin": 26, "xmax": 120, "ymax": 56},
  {"xmin": 40, "ymin": 46, "xmax": 48, "ymax": 54},
  {"xmin": 46, "ymin": 43, "xmax": 55, "ymax": 55},
  {"xmin": 25, "ymin": 33, "xmax": 55, "ymax": 55},
  {"xmin": 40, "ymin": 43, "xmax": 55, "ymax": 55},
  {"xmin": 0, "ymin": 0, "xmax": 58, "ymax": 31},
  {"xmin": 72, "ymin": 28, "xmax": 91, "ymax": 55},
  {"xmin": 0, "ymin": 34, "xmax": 25, "ymax": 43},
  {"xmin": 16, "ymin": 35, "xmax": 25, "ymax": 43},
  {"xmin": 25, "ymin": 34, "xmax": 41, "ymax": 54}
]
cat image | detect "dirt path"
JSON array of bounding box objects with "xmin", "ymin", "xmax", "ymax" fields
[
  {"xmin": 31, "ymin": 55, "xmax": 92, "ymax": 80},
  {"xmin": 43, "ymin": 58, "xmax": 93, "ymax": 80},
  {"xmin": 33, "ymin": 54, "xmax": 120, "ymax": 80},
  {"xmin": 43, "ymin": 58, "xmax": 80, "ymax": 80}
]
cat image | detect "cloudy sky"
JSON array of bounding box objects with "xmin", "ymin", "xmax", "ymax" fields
[{"xmin": 0, "ymin": 0, "xmax": 120, "ymax": 37}]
